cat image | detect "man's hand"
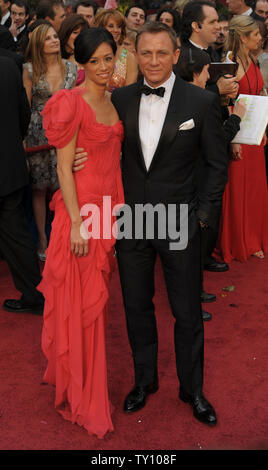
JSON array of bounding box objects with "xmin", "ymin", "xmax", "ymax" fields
[
  {"xmin": 217, "ymin": 75, "xmax": 239, "ymax": 97},
  {"xmin": 9, "ymin": 21, "xmax": 18, "ymax": 38},
  {"xmin": 227, "ymin": 90, "xmax": 239, "ymax": 99},
  {"xmin": 232, "ymin": 98, "xmax": 247, "ymax": 120},
  {"xmin": 73, "ymin": 147, "xmax": 87, "ymax": 172},
  {"xmin": 199, "ymin": 221, "xmax": 208, "ymax": 229}
]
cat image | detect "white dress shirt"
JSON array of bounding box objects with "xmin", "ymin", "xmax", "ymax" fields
[
  {"xmin": 139, "ymin": 72, "xmax": 176, "ymax": 171},
  {"xmin": 242, "ymin": 8, "xmax": 253, "ymax": 15},
  {"xmin": 13, "ymin": 24, "xmax": 26, "ymax": 41},
  {"xmin": 189, "ymin": 39, "xmax": 205, "ymax": 50},
  {"xmin": 1, "ymin": 11, "xmax": 10, "ymax": 25}
]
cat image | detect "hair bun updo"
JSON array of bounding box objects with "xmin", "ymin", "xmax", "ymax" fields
[{"xmin": 74, "ymin": 27, "xmax": 117, "ymax": 64}]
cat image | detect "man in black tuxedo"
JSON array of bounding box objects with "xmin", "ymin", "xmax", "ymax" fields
[
  {"xmin": 9, "ymin": 0, "xmax": 29, "ymax": 52},
  {"xmin": 0, "ymin": 56, "xmax": 44, "ymax": 315},
  {"xmin": 227, "ymin": 0, "xmax": 265, "ymax": 19},
  {"xmin": 111, "ymin": 22, "xmax": 228, "ymax": 426},
  {"xmin": 178, "ymin": 2, "xmax": 240, "ymax": 317},
  {"xmin": 253, "ymin": 0, "xmax": 268, "ymax": 20},
  {"xmin": 0, "ymin": 24, "xmax": 24, "ymax": 72},
  {"xmin": 0, "ymin": 0, "xmax": 11, "ymax": 28}
]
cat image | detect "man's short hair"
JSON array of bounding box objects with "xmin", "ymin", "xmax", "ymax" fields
[
  {"xmin": 11, "ymin": 0, "xmax": 29, "ymax": 16},
  {"xmin": 64, "ymin": 0, "xmax": 77, "ymax": 7},
  {"xmin": 36, "ymin": 0, "xmax": 64, "ymax": 20},
  {"xmin": 125, "ymin": 4, "xmax": 146, "ymax": 18},
  {"xmin": 135, "ymin": 21, "xmax": 178, "ymax": 51},
  {"xmin": 181, "ymin": 1, "xmax": 216, "ymax": 43},
  {"xmin": 218, "ymin": 12, "xmax": 230, "ymax": 23},
  {"xmin": 74, "ymin": 1, "xmax": 99, "ymax": 15}
]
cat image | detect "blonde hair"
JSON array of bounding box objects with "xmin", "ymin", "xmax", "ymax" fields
[
  {"xmin": 25, "ymin": 24, "xmax": 65, "ymax": 85},
  {"xmin": 225, "ymin": 15, "xmax": 259, "ymax": 64},
  {"xmin": 125, "ymin": 28, "xmax": 137, "ymax": 43},
  {"xmin": 173, "ymin": 0, "xmax": 190, "ymax": 14},
  {"xmin": 94, "ymin": 9, "xmax": 126, "ymax": 44}
]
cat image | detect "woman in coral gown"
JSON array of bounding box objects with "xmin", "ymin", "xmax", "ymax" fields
[
  {"xmin": 38, "ymin": 28, "xmax": 124, "ymax": 438},
  {"xmin": 217, "ymin": 16, "xmax": 268, "ymax": 263}
]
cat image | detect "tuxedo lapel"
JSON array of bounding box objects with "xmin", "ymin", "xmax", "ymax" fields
[
  {"xmin": 125, "ymin": 81, "xmax": 147, "ymax": 173},
  {"xmin": 148, "ymin": 77, "xmax": 189, "ymax": 173}
]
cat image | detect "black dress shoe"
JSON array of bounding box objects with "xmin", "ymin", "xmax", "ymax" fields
[
  {"xmin": 201, "ymin": 290, "xmax": 216, "ymax": 303},
  {"xmin": 204, "ymin": 260, "xmax": 229, "ymax": 272},
  {"xmin": 3, "ymin": 299, "xmax": 44, "ymax": 315},
  {"xmin": 124, "ymin": 381, "xmax": 159, "ymax": 413},
  {"xmin": 179, "ymin": 389, "xmax": 217, "ymax": 426},
  {"xmin": 202, "ymin": 310, "xmax": 212, "ymax": 321}
]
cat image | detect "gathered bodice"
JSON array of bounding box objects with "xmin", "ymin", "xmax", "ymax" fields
[{"xmin": 42, "ymin": 87, "xmax": 124, "ymax": 208}]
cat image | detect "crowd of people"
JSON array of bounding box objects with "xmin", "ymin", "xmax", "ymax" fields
[{"xmin": 0, "ymin": 0, "xmax": 267, "ymax": 440}]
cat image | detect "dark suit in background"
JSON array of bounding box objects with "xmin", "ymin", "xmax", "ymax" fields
[
  {"xmin": 0, "ymin": 24, "xmax": 15, "ymax": 49},
  {"xmin": 1, "ymin": 13, "xmax": 11, "ymax": 29},
  {"xmin": 0, "ymin": 56, "xmax": 43, "ymax": 310},
  {"xmin": 177, "ymin": 39, "xmax": 232, "ymax": 274},
  {"xmin": 0, "ymin": 46, "xmax": 23, "ymax": 72},
  {"xmin": 112, "ymin": 76, "xmax": 228, "ymax": 396},
  {"xmin": 0, "ymin": 25, "xmax": 23, "ymax": 72}
]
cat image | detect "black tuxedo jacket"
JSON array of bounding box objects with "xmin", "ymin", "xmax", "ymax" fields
[
  {"xmin": 16, "ymin": 28, "xmax": 27, "ymax": 42},
  {"xmin": 178, "ymin": 40, "xmax": 221, "ymax": 98},
  {"xmin": 0, "ymin": 24, "xmax": 16, "ymax": 50},
  {"xmin": 181, "ymin": 39, "xmax": 220, "ymax": 63},
  {"xmin": 0, "ymin": 56, "xmax": 30, "ymax": 197},
  {"xmin": 15, "ymin": 27, "xmax": 28, "ymax": 54},
  {"xmin": 1, "ymin": 15, "xmax": 11, "ymax": 29},
  {"xmin": 0, "ymin": 47, "xmax": 23, "ymax": 72},
  {"xmin": 112, "ymin": 77, "xmax": 228, "ymax": 240}
]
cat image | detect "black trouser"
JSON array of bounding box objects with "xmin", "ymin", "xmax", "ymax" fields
[
  {"xmin": 0, "ymin": 187, "xmax": 43, "ymax": 304},
  {"xmin": 117, "ymin": 229, "xmax": 204, "ymax": 397},
  {"xmin": 200, "ymin": 213, "xmax": 221, "ymax": 290}
]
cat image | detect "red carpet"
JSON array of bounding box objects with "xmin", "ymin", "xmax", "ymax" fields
[{"xmin": 0, "ymin": 255, "xmax": 267, "ymax": 450}]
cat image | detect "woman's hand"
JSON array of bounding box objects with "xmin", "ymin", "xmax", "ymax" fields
[
  {"xmin": 230, "ymin": 143, "xmax": 242, "ymax": 161},
  {"xmin": 72, "ymin": 147, "xmax": 88, "ymax": 172},
  {"xmin": 70, "ymin": 220, "xmax": 88, "ymax": 257},
  {"xmin": 262, "ymin": 133, "xmax": 267, "ymax": 147}
]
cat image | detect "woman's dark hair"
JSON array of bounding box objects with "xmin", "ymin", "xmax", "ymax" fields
[
  {"xmin": 156, "ymin": 8, "xmax": 181, "ymax": 35},
  {"xmin": 74, "ymin": 27, "xmax": 117, "ymax": 64},
  {"xmin": 58, "ymin": 14, "xmax": 89, "ymax": 59},
  {"xmin": 176, "ymin": 47, "xmax": 211, "ymax": 82}
]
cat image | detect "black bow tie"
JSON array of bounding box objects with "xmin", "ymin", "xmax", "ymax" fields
[{"xmin": 140, "ymin": 85, "xmax": 165, "ymax": 97}]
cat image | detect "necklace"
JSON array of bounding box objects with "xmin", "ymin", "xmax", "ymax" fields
[{"xmin": 237, "ymin": 54, "xmax": 259, "ymax": 95}]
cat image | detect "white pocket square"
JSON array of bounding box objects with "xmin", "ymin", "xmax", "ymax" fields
[{"xmin": 178, "ymin": 119, "xmax": 195, "ymax": 131}]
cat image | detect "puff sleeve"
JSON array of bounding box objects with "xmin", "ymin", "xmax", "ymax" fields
[{"xmin": 41, "ymin": 89, "xmax": 81, "ymax": 149}]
